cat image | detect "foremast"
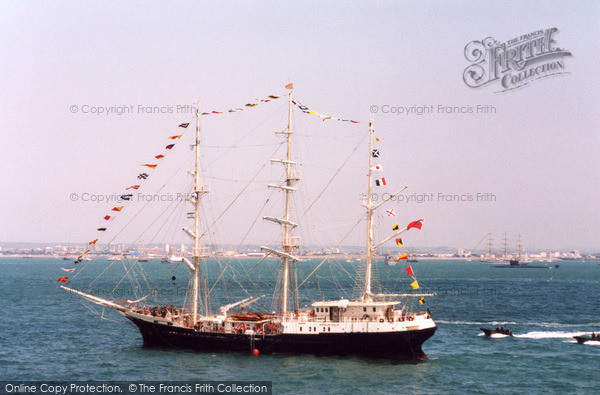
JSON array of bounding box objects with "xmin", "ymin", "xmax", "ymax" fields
[{"xmin": 261, "ymin": 89, "xmax": 299, "ymax": 318}]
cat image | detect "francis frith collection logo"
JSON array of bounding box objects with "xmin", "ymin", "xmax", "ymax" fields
[{"xmin": 463, "ymin": 28, "xmax": 572, "ymax": 92}]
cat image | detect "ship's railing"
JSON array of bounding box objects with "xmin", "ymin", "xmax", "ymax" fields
[{"xmin": 294, "ymin": 311, "xmax": 429, "ymax": 324}]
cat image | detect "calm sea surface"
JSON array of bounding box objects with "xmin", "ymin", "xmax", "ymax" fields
[{"xmin": 1, "ymin": 257, "xmax": 599, "ymax": 394}]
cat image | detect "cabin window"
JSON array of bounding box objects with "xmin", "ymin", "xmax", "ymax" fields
[
  {"xmin": 328, "ymin": 327, "xmax": 331, "ymax": 332},
  {"xmin": 363, "ymin": 307, "xmax": 367, "ymax": 312},
  {"xmin": 309, "ymin": 327, "xmax": 311, "ymax": 332},
  {"xmin": 299, "ymin": 327, "xmax": 302, "ymax": 332},
  {"xmin": 373, "ymin": 307, "xmax": 376, "ymax": 312},
  {"xmin": 325, "ymin": 308, "xmax": 328, "ymax": 312}
]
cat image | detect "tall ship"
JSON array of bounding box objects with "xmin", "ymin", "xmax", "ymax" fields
[{"xmin": 61, "ymin": 88, "xmax": 437, "ymax": 359}]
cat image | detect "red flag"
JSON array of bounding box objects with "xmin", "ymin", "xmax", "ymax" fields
[
  {"xmin": 155, "ymin": 154, "xmax": 164, "ymax": 159},
  {"xmin": 126, "ymin": 185, "xmax": 140, "ymax": 190},
  {"xmin": 406, "ymin": 266, "xmax": 414, "ymax": 276},
  {"xmin": 285, "ymin": 83, "xmax": 294, "ymax": 89},
  {"xmin": 57, "ymin": 277, "xmax": 69, "ymax": 283},
  {"xmin": 142, "ymin": 164, "xmax": 157, "ymax": 169},
  {"xmin": 407, "ymin": 219, "xmax": 424, "ymax": 230},
  {"xmin": 104, "ymin": 215, "xmax": 111, "ymax": 220}
]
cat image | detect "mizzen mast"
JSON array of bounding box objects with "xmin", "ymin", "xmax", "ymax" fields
[{"xmin": 363, "ymin": 117, "xmax": 375, "ymax": 302}]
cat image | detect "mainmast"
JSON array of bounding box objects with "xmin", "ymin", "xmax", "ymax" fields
[
  {"xmin": 363, "ymin": 117, "xmax": 375, "ymax": 302},
  {"xmin": 190, "ymin": 108, "xmax": 209, "ymax": 324},
  {"xmin": 261, "ymin": 89, "xmax": 299, "ymax": 317}
]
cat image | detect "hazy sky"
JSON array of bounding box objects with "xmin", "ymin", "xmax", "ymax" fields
[{"xmin": 1, "ymin": 1, "xmax": 598, "ymax": 252}]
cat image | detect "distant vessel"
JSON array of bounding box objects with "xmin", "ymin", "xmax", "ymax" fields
[
  {"xmin": 479, "ymin": 234, "xmax": 503, "ymax": 263},
  {"xmin": 497, "ymin": 235, "xmax": 549, "ymax": 268},
  {"xmin": 161, "ymin": 256, "xmax": 184, "ymax": 263},
  {"xmin": 384, "ymin": 252, "xmax": 397, "ymax": 266},
  {"xmin": 495, "ymin": 260, "xmax": 550, "ymax": 269}
]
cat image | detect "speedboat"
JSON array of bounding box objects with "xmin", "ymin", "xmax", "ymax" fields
[
  {"xmin": 480, "ymin": 327, "xmax": 513, "ymax": 337},
  {"xmin": 573, "ymin": 333, "xmax": 600, "ymax": 344}
]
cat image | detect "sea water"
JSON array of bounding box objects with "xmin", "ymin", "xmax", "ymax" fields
[{"xmin": 0, "ymin": 258, "xmax": 599, "ymax": 393}]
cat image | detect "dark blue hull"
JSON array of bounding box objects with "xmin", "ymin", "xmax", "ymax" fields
[{"xmin": 127, "ymin": 316, "xmax": 436, "ymax": 359}]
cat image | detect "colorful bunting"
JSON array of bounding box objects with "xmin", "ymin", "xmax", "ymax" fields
[
  {"xmin": 75, "ymin": 120, "xmax": 189, "ymax": 265},
  {"xmin": 285, "ymin": 83, "xmax": 294, "ymax": 89},
  {"xmin": 395, "ymin": 253, "xmax": 408, "ymax": 262},
  {"xmin": 396, "ymin": 238, "xmax": 403, "ymax": 247},
  {"xmin": 291, "ymin": 100, "xmax": 360, "ymax": 124},
  {"xmin": 407, "ymin": 219, "xmax": 424, "ymax": 230},
  {"xmin": 61, "ymin": 268, "xmax": 75, "ymax": 272},
  {"xmin": 410, "ymin": 280, "xmax": 419, "ymax": 290},
  {"xmin": 372, "ymin": 149, "xmax": 380, "ymax": 158},
  {"xmin": 386, "ymin": 209, "xmax": 396, "ymax": 217},
  {"xmin": 375, "ymin": 178, "xmax": 386, "ymax": 186},
  {"xmin": 57, "ymin": 277, "xmax": 69, "ymax": 283},
  {"xmin": 418, "ymin": 297, "xmax": 425, "ymax": 305},
  {"xmin": 392, "ymin": 223, "xmax": 399, "ymax": 231},
  {"xmin": 370, "ymin": 164, "xmax": 383, "ymax": 171},
  {"xmin": 268, "ymin": 95, "xmax": 279, "ymax": 99},
  {"xmin": 406, "ymin": 266, "xmax": 414, "ymax": 276}
]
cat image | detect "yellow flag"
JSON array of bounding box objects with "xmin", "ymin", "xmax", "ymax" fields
[{"xmin": 410, "ymin": 280, "xmax": 419, "ymax": 290}]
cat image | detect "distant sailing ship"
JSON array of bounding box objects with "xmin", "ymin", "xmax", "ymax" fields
[{"xmin": 61, "ymin": 88, "xmax": 436, "ymax": 359}]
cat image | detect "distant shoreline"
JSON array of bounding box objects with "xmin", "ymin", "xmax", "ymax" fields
[{"xmin": 2, "ymin": 254, "xmax": 596, "ymax": 263}]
